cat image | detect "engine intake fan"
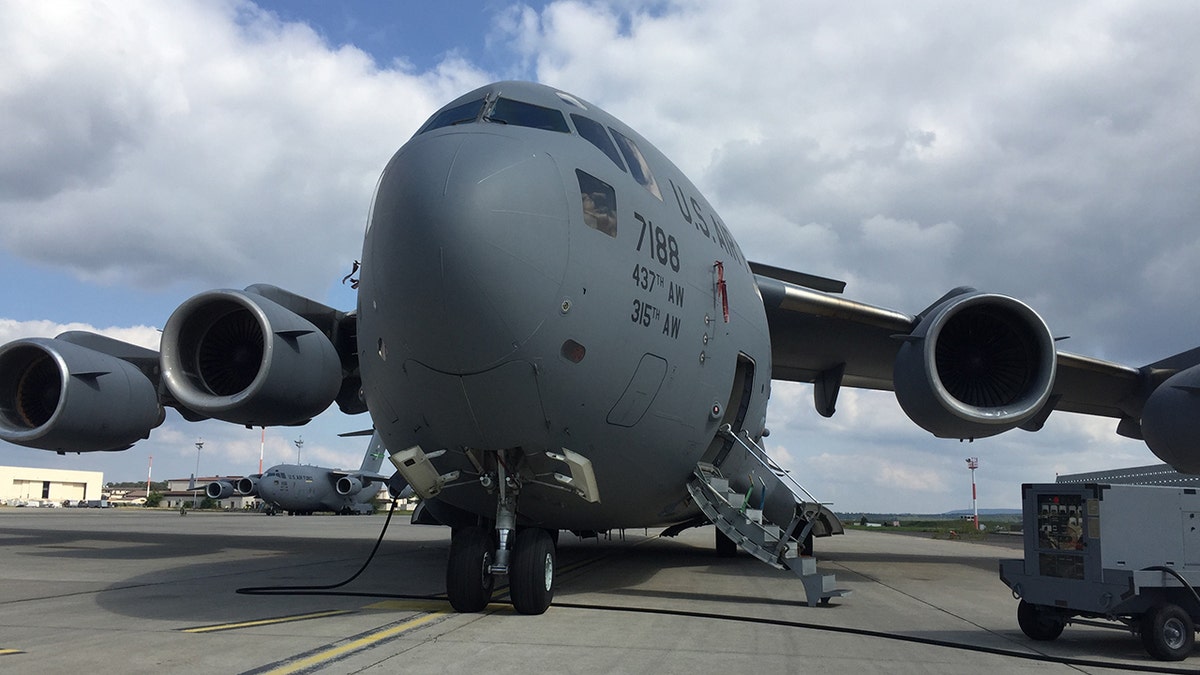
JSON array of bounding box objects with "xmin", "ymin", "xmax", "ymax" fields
[
  {"xmin": 160, "ymin": 288, "xmax": 342, "ymax": 426},
  {"xmin": 894, "ymin": 289, "xmax": 1057, "ymax": 439}
]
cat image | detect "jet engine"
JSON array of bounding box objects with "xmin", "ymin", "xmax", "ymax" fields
[
  {"xmin": 206, "ymin": 480, "xmax": 236, "ymax": 499},
  {"xmin": 236, "ymin": 475, "xmax": 260, "ymax": 496},
  {"xmin": 0, "ymin": 337, "xmax": 163, "ymax": 452},
  {"xmin": 160, "ymin": 288, "xmax": 343, "ymax": 426},
  {"xmin": 1141, "ymin": 364, "xmax": 1200, "ymax": 473},
  {"xmin": 893, "ymin": 289, "xmax": 1057, "ymax": 440},
  {"xmin": 336, "ymin": 475, "xmax": 364, "ymax": 496}
]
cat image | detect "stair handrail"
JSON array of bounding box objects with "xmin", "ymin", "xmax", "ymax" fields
[{"xmin": 718, "ymin": 424, "xmax": 825, "ymax": 508}]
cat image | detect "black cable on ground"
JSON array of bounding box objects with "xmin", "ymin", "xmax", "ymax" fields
[{"xmin": 236, "ymin": 498, "xmax": 402, "ymax": 597}]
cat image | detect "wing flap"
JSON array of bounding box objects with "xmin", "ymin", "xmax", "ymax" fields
[{"xmin": 1050, "ymin": 351, "xmax": 1143, "ymax": 419}]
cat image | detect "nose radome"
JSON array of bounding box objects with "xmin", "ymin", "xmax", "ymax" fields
[{"xmin": 364, "ymin": 132, "xmax": 571, "ymax": 374}]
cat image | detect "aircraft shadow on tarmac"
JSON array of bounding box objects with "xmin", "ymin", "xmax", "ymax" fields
[
  {"xmin": 550, "ymin": 532, "xmax": 840, "ymax": 607},
  {"xmin": 67, "ymin": 533, "xmax": 447, "ymax": 621},
  {"xmin": 70, "ymin": 526, "xmax": 819, "ymax": 622},
  {"xmin": 72, "ymin": 527, "xmax": 725, "ymax": 622}
]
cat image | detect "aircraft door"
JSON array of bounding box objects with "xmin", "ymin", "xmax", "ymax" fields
[{"xmin": 701, "ymin": 353, "xmax": 755, "ymax": 468}]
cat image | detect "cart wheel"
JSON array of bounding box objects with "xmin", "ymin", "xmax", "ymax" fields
[
  {"xmin": 1017, "ymin": 600, "xmax": 1065, "ymax": 641},
  {"xmin": 1141, "ymin": 603, "xmax": 1195, "ymax": 661}
]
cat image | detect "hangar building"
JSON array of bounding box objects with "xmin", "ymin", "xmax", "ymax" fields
[{"xmin": 1, "ymin": 465, "xmax": 104, "ymax": 505}]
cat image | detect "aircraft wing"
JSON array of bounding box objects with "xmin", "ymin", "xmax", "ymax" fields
[
  {"xmin": 327, "ymin": 469, "xmax": 393, "ymax": 499},
  {"xmin": 329, "ymin": 470, "xmax": 391, "ymax": 483},
  {"xmin": 755, "ymin": 272, "xmax": 914, "ymax": 395},
  {"xmin": 753, "ymin": 267, "xmax": 1184, "ymax": 446},
  {"xmin": 0, "ymin": 284, "xmax": 364, "ymax": 453}
]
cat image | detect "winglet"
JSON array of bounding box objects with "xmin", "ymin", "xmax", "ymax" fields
[{"xmin": 749, "ymin": 261, "xmax": 846, "ymax": 294}]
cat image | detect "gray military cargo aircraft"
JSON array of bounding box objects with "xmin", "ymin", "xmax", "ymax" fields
[
  {"xmin": 205, "ymin": 432, "xmax": 389, "ymax": 515},
  {"xmin": 2, "ymin": 81, "xmax": 1198, "ymax": 614}
]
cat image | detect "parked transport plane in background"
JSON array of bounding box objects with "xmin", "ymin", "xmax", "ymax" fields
[
  {"xmin": 2, "ymin": 81, "xmax": 1198, "ymax": 615},
  {"xmin": 206, "ymin": 433, "xmax": 389, "ymax": 515}
]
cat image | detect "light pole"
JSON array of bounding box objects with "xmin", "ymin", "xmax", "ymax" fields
[
  {"xmin": 294, "ymin": 436, "xmax": 304, "ymax": 464},
  {"xmin": 193, "ymin": 438, "xmax": 204, "ymax": 508},
  {"xmin": 966, "ymin": 457, "xmax": 979, "ymax": 530}
]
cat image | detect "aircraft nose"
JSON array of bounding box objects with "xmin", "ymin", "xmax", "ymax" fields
[{"xmin": 361, "ymin": 131, "xmax": 570, "ymax": 373}]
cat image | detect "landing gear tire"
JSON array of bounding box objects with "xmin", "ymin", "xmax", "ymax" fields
[
  {"xmin": 1017, "ymin": 600, "xmax": 1065, "ymax": 641},
  {"xmin": 1142, "ymin": 603, "xmax": 1195, "ymax": 661},
  {"xmin": 715, "ymin": 529, "xmax": 737, "ymax": 557},
  {"xmin": 511, "ymin": 528, "xmax": 555, "ymax": 615},
  {"xmin": 447, "ymin": 526, "xmax": 495, "ymax": 613}
]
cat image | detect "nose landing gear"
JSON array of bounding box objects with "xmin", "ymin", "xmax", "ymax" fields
[{"xmin": 444, "ymin": 450, "xmax": 557, "ymax": 615}]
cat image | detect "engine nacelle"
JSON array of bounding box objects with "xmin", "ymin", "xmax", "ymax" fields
[
  {"xmin": 0, "ymin": 338, "xmax": 163, "ymax": 452},
  {"xmin": 893, "ymin": 290, "xmax": 1057, "ymax": 439},
  {"xmin": 160, "ymin": 289, "xmax": 342, "ymax": 426},
  {"xmin": 236, "ymin": 475, "xmax": 260, "ymax": 496},
  {"xmin": 336, "ymin": 475, "xmax": 364, "ymax": 496},
  {"xmin": 206, "ymin": 480, "xmax": 236, "ymax": 500},
  {"xmin": 1142, "ymin": 364, "xmax": 1200, "ymax": 473}
]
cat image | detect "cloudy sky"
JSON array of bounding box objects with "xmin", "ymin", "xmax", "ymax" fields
[{"xmin": 2, "ymin": 0, "xmax": 1197, "ymax": 513}]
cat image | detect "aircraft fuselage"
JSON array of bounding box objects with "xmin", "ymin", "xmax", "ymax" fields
[
  {"xmin": 257, "ymin": 463, "xmax": 377, "ymax": 515},
  {"xmin": 358, "ymin": 82, "xmax": 772, "ymax": 530}
]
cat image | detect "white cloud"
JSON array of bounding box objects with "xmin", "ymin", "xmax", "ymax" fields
[
  {"xmin": 0, "ymin": 0, "xmax": 491, "ymax": 297},
  {"xmin": 0, "ymin": 318, "xmax": 160, "ymax": 349}
]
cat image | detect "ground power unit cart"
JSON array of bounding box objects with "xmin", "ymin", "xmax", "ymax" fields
[{"xmin": 999, "ymin": 483, "xmax": 1200, "ymax": 661}]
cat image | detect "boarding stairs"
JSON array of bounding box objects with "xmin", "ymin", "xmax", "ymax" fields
[{"xmin": 686, "ymin": 427, "xmax": 850, "ymax": 606}]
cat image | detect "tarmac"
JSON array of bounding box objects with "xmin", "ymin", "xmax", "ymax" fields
[{"xmin": 0, "ymin": 507, "xmax": 1192, "ymax": 674}]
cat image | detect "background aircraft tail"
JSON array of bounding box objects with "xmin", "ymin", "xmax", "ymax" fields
[{"xmin": 358, "ymin": 432, "xmax": 386, "ymax": 473}]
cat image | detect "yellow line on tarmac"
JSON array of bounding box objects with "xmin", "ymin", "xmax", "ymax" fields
[
  {"xmin": 365, "ymin": 599, "xmax": 514, "ymax": 613},
  {"xmin": 362, "ymin": 599, "xmax": 451, "ymax": 612},
  {"xmin": 258, "ymin": 611, "xmax": 448, "ymax": 675},
  {"xmin": 0, "ymin": 649, "xmax": 24, "ymax": 656},
  {"xmin": 180, "ymin": 609, "xmax": 355, "ymax": 633}
]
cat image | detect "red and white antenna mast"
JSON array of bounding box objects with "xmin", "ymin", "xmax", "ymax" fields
[{"xmin": 965, "ymin": 457, "xmax": 980, "ymax": 530}]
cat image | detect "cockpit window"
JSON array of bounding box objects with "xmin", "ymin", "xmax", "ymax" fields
[
  {"xmin": 556, "ymin": 91, "xmax": 587, "ymax": 109},
  {"xmin": 571, "ymin": 114, "xmax": 626, "ymax": 173},
  {"xmin": 486, "ymin": 98, "xmax": 570, "ymax": 133},
  {"xmin": 419, "ymin": 98, "xmax": 486, "ymax": 134},
  {"xmin": 610, "ymin": 129, "xmax": 662, "ymax": 200},
  {"xmin": 577, "ymin": 170, "xmax": 617, "ymax": 237}
]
